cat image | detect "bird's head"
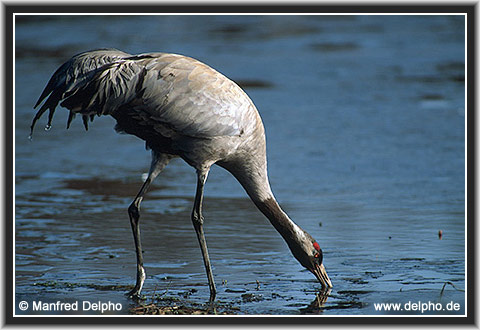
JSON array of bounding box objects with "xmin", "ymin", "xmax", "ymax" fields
[{"xmin": 288, "ymin": 229, "xmax": 333, "ymax": 289}]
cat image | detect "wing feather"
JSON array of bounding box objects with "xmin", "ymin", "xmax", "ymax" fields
[
  {"xmin": 32, "ymin": 49, "xmax": 258, "ymax": 140},
  {"xmin": 138, "ymin": 55, "xmax": 255, "ymax": 138}
]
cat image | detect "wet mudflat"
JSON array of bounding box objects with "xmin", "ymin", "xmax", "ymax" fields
[{"xmin": 15, "ymin": 15, "xmax": 465, "ymax": 316}]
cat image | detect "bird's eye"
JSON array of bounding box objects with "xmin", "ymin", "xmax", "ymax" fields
[{"xmin": 313, "ymin": 248, "xmax": 323, "ymax": 264}]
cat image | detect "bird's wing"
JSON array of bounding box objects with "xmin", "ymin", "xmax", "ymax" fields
[
  {"xmin": 32, "ymin": 50, "xmax": 257, "ymax": 139},
  {"xmin": 137, "ymin": 54, "xmax": 254, "ymax": 138}
]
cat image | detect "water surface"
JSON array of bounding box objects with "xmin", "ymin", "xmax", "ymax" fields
[{"xmin": 15, "ymin": 14, "xmax": 466, "ymax": 316}]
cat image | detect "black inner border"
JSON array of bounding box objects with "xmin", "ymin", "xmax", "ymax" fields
[{"xmin": 4, "ymin": 3, "xmax": 475, "ymax": 326}]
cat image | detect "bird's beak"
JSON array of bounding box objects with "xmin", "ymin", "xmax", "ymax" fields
[{"xmin": 312, "ymin": 263, "xmax": 333, "ymax": 289}]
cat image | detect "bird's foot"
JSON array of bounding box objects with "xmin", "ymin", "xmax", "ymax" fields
[
  {"xmin": 126, "ymin": 287, "xmax": 143, "ymax": 300},
  {"xmin": 206, "ymin": 299, "xmax": 218, "ymax": 314},
  {"xmin": 127, "ymin": 267, "xmax": 146, "ymax": 299}
]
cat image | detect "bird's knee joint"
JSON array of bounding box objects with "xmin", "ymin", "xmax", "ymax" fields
[
  {"xmin": 128, "ymin": 203, "xmax": 140, "ymax": 220},
  {"xmin": 192, "ymin": 212, "xmax": 204, "ymax": 226}
]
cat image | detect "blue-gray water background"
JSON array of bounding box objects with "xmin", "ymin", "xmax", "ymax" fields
[{"xmin": 15, "ymin": 14, "xmax": 466, "ymax": 315}]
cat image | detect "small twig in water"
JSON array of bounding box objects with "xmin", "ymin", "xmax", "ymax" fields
[
  {"xmin": 440, "ymin": 281, "xmax": 465, "ymax": 296},
  {"xmin": 160, "ymin": 280, "xmax": 172, "ymax": 297},
  {"xmin": 151, "ymin": 284, "xmax": 158, "ymax": 303}
]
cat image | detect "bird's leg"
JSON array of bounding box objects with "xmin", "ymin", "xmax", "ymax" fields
[
  {"xmin": 191, "ymin": 168, "xmax": 217, "ymax": 302},
  {"xmin": 127, "ymin": 152, "xmax": 171, "ymax": 298},
  {"xmin": 127, "ymin": 179, "xmax": 150, "ymax": 299}
]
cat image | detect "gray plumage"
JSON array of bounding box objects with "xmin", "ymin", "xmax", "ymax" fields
[{"xmin": 32, "ymin": 49, "xmax": 332, "ymax": 301}]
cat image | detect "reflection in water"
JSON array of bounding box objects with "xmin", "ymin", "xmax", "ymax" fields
[
  {"xmin": 15, "ymin": 14, "xmax": 465, "ymax": 315},
  {"xmin": 301, "ymin": 289, "xmax": 331, "ymax": 314}
]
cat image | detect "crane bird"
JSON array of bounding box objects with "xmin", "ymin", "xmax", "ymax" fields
[{"xmin": 30, "ymin": 49, "xmax": 332, "ymax": 301}]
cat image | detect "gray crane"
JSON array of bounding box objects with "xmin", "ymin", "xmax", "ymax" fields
[{"xmin": 31, "ymin": 49, "xmax": 332, "ymax": 301}]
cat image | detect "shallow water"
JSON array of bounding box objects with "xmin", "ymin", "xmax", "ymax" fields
[{"xmin": 14, "ymin": 14, "xmax": 466, "ymax": 315}]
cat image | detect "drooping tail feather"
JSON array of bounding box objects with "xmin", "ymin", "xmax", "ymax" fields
[{"xmin": 30, "ymin": 48, "xmax": 132, "ymax": 138}]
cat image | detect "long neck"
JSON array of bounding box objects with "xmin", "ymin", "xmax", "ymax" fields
[
  {"xmin": 222, "ymin": 157, "xmax": 301, "ymax": 244},
  {"xmin": 253, "ymin": 196, "xmax": 300, "ymax": 244}
]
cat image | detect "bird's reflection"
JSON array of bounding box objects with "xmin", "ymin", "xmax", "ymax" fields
[{"xmin": 300, "ymin": 288, "xmax": 331, "ymax": 314}]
